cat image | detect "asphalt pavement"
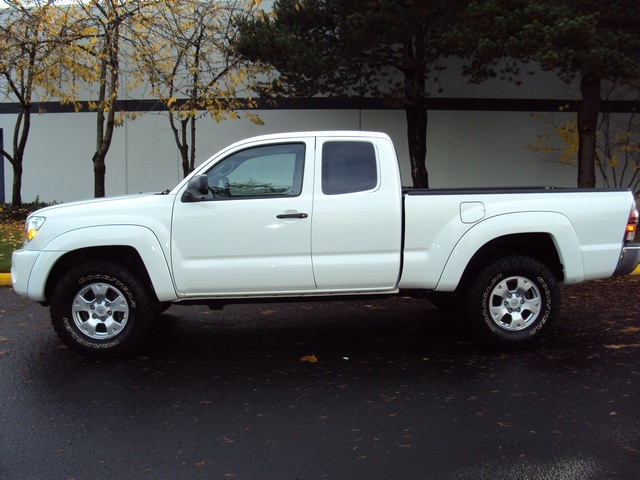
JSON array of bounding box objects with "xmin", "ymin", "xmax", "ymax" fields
[{"xmin": 1, "ymin": 276, "xmax": 639, "ymax": 479}]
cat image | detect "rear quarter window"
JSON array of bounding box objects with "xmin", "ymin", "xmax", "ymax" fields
[{"xmin": 322, "ymin": 141, "xmax": 378, "ymax": 195}]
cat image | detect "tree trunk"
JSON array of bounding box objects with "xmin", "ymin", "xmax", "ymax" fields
[
  {"xmin": 92, "ymin": 102, "xmax": 116, "ymax": 198},
  {"xmin": 10, "ymin": 125, "xmax": 25, "ymax": 206},
  {"xmin": 406, "ymin": 101, "xmax": 428, "ymax": 188},
  {"xmin": 93, "ymin": 151, "xmax": 106, "ymax": 198},
  {"xmin": 180, "ymin": 118, "xmax": 189, "ymax": 178},
  {"xmin": 189, "ymin": 114, "xmax": 196, "ymax": 174},
  {"xmin": 6, "ymin": 102, "xmax": 33, "ymax": 205},
  {"xmin": 577, "ymin": 75, "xmax": 601, "ymax": 188},
  {"xmin": 93, "ymin": 99, "xmax": 116, "ymax": 199},
  {"xmin": 11, "ymin": 160, "xmax": 23, "ymax": 206},
  {"xmin": 404, "ymin": 34, "xmax": 429, "ymax": 189},
  {"xmin": 92, "ymin": 21, "xmax": 120, "ymax": 198}
]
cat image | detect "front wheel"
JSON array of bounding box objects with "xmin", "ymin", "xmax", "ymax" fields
[
  {"xmin": 467, "ymin": 255, "xmax": 560, "ymax": 348},
  {"xmin": 51, "ymin": 261, "xmax": 154, "ymax": 358}
]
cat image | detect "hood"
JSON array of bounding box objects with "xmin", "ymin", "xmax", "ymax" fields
[
  {"xmin": 23, "ymin": 191, "xmax": 177, "ymax": 252},
  {"xmin": 31, "ymin": 192, "xmax": 161, "ymax": 218}
]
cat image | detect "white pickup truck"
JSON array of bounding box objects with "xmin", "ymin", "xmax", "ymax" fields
[{"xmin": 11, "ymin": 131, "xmax": 640, "ymax": 358}]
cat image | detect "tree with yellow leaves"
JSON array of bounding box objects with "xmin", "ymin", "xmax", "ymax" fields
[
  {"xmin": 134, "ymin": 0, "xmax": 270, "ymax": 177},
  {"xmin": 0, "ymin": 0, "xmax": 82, "ymax": 205},
  {"xmin": 530, "ymin": 84, "xmax": 640, "ymax": 198},
  {"xmin": 67, "ymin": 0, "xmax": 162, "ymax": 198}
]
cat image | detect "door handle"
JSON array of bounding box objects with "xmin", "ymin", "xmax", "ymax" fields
[{"xmin": 276, "ymin": 212, "xmax": 309, "ymax": 219}]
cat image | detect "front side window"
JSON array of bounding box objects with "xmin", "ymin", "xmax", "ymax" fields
[
  {"xmin": 206, "ymin": 143, "xmax": 305, "ymax": 199},
  {"xmin": 322, "ymin": 141, "xmax": 378, "ymax": 195}
]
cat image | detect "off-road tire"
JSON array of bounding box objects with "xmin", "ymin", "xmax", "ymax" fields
[
  {"xmin": 50, "ymin": 261, "xmax": 154, "ymax": 358},
  {"xmin": 467, "ymin": 255, "xmax": 560, "ymax": 348}
]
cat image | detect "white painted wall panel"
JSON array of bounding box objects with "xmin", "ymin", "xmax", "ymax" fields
[{"xmin": 2, "ymin": 107, "xmax": 580, "ymax": 203}]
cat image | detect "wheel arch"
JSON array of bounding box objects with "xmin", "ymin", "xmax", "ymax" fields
[
  {"xmin": 45, "ymin": 246, "xmax": 155, "ymax": 303},
  {"xmin": 456, "ymin": 233, "xmax": 564, "ymax": 294},
  {"xmin": 435, "ymin": 212, "xmax": 584, "ymax": 292},
  {"xmin": 36, "ymin": 225, "xmax": 177, "ymax": 304}
]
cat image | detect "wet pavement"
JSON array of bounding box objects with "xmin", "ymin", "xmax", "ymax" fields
[{"xmin": 1, "ymin": 276, "xmax": 639, "ymax": 479}]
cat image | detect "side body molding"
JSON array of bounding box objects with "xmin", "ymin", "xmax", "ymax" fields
[{"xmin": 435, "ymin": 212, "xmax": 584, "ymax": 291}]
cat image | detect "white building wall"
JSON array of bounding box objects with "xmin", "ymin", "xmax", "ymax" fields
[
  {"xmin": 424, "ymin": 110, "xmax": 576, "ymax": 188},
  {"xmin": 1, "ymin": 106, "xmax": 578, "ymax": 203},
  {"xmin": 2, "ymin": 55, "xmax": 590, "ymax": 203}
]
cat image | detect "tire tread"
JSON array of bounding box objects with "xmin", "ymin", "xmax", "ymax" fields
[{"xmin": 50, "ymin": 261, "xmax": 154, "ymax": 358}]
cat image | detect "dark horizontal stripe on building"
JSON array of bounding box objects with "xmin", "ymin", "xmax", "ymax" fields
[{"xmin": 0, "ymin": 97, "xmax": 638, "ymax": 114}]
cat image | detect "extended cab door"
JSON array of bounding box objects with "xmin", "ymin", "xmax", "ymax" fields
[
  {"xmin": 311, "ymin": 137, "xmax": 403, "ymax": 291},
  {"xmin": 171, "ymin": 140, "xmax": 315, "ymax": 296}
]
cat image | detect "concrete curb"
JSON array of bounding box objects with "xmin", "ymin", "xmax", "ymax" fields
[{"xmin": 0, "ymin": 273, "xmax": 11, "ymax": 287}]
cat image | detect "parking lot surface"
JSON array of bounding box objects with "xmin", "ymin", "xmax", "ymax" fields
[{"xmin": 1, "ymin": 276, "xmax": 639, "ymax": 479}]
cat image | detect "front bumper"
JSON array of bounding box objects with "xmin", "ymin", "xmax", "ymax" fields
[
  {"xmin": 10, "ymin": 248, "xmax": 60, "ymax": 302},
  {"xmin": 613, "ymin": 243, "xmax": 640, "ymax": 276},
  {"xmin": 11, "ymin": 249, "xmax": 40, "ymax": 297}
]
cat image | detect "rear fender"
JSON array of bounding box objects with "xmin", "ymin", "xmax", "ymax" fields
[{"xmin": 436, "ymin": 212, "xmax": 583, "ymax": 291}]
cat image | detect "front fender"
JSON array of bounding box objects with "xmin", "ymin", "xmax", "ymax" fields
[
  {"xmin": 436, "ymin": 212, "xmax": 583, "ymax": 291},
  {"xmin": 29, "ymin": 225, "xmax": 177, "ymax": 302}
]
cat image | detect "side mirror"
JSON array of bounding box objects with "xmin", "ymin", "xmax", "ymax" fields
[{"xmin": 181, "ymin": 175, "xmax": 209, "ymax": 202}]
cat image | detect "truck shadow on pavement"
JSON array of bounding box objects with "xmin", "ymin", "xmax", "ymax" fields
[
  {"xmin": 24, "ymin": 275, "xmax": 636, "ymax": 374},
  {"xmin": 9, "ymin": 275, "xmax": 636, "ymax": 381}
]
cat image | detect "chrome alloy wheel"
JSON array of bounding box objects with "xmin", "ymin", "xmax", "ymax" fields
[
  {"xmin": 71, "ymin": 282, "xmax": 129, "ymax": 340},
  {"xmin": 488, "ymin": 276, "xmax": 541, "ymax": 331}
]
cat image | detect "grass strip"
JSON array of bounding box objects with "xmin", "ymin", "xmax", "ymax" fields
[{"xmin": 0, "ymin": 221, "xmax": 22, "ymax": 273}]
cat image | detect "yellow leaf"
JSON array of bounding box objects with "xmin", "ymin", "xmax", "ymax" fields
[{"xmin": 300, "ymin": 354, "xmax": 318, "ymax": 363}]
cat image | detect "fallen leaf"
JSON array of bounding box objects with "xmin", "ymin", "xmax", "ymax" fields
[
  {"xmin": 301, "ymin": 354, "xmax": 318, "ymax": 363},
  {"xmin": 619, "ymin": 327, "xmax": 640, "ymax": 334},
  {"xmin": 619, "ymin": 445, "xmax": 640, "ymax": 453}
]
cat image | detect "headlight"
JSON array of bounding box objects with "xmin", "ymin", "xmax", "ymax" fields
[{"xmin": 24, "ymin": 216, "xmax": 46, "ymax": 245}]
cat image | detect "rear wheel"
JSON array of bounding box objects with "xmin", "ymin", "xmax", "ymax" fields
[
  {"xmin": 51, "ymin": 261, "xmax": 154, "ymax": 358},
  {"xmin": 467, "ymin": 255, "xmax": 560, "ymax": 348}
]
